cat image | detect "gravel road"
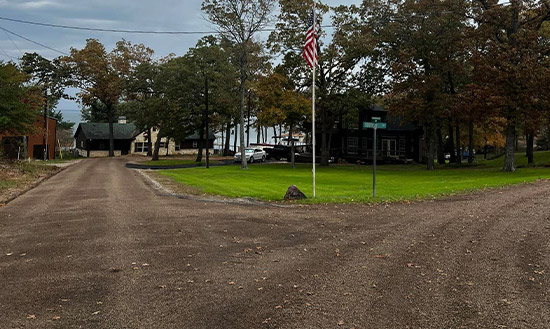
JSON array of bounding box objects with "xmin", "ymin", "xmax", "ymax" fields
[{"xmin": 1, "ymin": 158, "xmax": 549, "ymax": 328}]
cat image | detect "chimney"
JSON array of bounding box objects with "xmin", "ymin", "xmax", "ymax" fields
[{"xmin": 118, "ymin": 116, "xmax": 127, "ymax": 124}]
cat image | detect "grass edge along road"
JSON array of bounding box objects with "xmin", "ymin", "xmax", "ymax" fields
[
  {"xmin": 158, "ymin": 152, "xmax": 550, "ymax": 204},
  {"xmin": 0, "ymin": 160, "xmax": 59, "ymax": 203}
]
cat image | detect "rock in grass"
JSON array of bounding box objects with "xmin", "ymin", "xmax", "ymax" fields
[{"xmin": 284, "ymin": 185, "xmax": 307, "ymax": 200}]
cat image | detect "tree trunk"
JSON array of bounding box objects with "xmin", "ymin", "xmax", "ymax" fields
[
  {"xmin": 447, "ymin": 119, "xmax": 456, "ymax": 163},
  {"xmin": 146, "ymin": 127, "xmax": 153, "ymax": 156},
  {"xmin": 246, "ymin": 91, "xmax": 251, "ymax": 147},
  {"xmin": 502, "ymin": 120, "xmax": 516, "ymax": 172},
  {"xmin": 455, "ymin": 122, "xmax": 462, "ymax": 164},
  {"xmin": 526, "ymin": 133, "xmax": 534, "ymax": 165},
  {"xmin": 289, "ymin": 124, "xmax": 295, "ymax": 168},
  {"xmin": 239, "ymin": 55, "xmax": 248, "ymax": 169},
  {"xmin": 436, "ymin": 125, "xmax": 445, "ymax": 165},
  {"xmin": 425, "ymin": 123, "xmax": 435, "ymax": 170},
  {"xmin": 224, "ymin": 121, "xmax": 231, "ymax": 156},
  {"xmin": 273, "ymin": 126, "xmax": 277, "ymax": 144},
  {"xmin": 165, "ymin": 139, "xmax": 169, "ymax": 156},
  {"xmin": 43, "ymin": 89, "xmax": 48, "ymax": 160},
  {"xmin": 256, "ymin": 124, "xmax": 261, "ymax": 144},
  {"xmin": 152, "ymin": 127, "xmax": 163, "ymax": 161},
  {"xmin": 320, "ymin": 106, "xmax": 329, "ymax": 166},
  {"xmin": 196, "ymin": 124, "xmax": 204, "ymax": 162},
  {"xmin": 468, "ymin": 120, "xmax": 474, "ymax": 164},
  {"xmin": 108, "ymin": 105, "xmax": 114, "ymax": 157},
  {"xmin": 233, "ymin": 119, "xmax": 238, "ymax": 153}
]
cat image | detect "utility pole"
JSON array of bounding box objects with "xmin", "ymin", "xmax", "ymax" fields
[{"xmin": 43, "ymin": 88, "xmax": 48, "ymax": 161}]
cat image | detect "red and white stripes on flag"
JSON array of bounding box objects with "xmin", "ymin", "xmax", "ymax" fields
[{"xmin": 303, "ymin": 9, "xmax": 318, "ymax": 69}]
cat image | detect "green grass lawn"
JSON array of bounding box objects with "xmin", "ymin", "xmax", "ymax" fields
[
  {"xmin": 141, "ymin": 159, "xmax": 223, "ymax": 166},
  {"xmin": 477, "ymin": 151, "xmax": 550, "ymax": 168},
  {"xmin": 158, "ymin": 151, "xmax": 550, "ymax": 203}
]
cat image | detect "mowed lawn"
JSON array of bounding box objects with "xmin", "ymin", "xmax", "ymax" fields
[{"xmin": 159, "ymin": 151, "xmax": 550, "ymax": 203}]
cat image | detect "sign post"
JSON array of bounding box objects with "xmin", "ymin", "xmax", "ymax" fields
[
  {"xmin": 372, "ymin": 124, "xmax": 377, "ymax": 198},
  {"xmin": 363, "ymin": 119, "xmax": 386, "ymax": 198}
]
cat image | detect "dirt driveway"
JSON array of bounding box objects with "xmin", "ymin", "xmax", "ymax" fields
[{"xmin": 1, "ymin": 158, "xmax": 549, "ymax": 328}]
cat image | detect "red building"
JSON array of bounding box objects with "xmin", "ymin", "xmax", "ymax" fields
[{"xmin": 0, "ymin": 116, "xmax": 57, "ymax": 160}]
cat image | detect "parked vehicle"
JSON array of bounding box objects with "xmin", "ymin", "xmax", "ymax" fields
[
  {"xmin": 266, "ymin": 144, "xmax": 290, "ymax": 160},
  {"xmin": 234, "ymin": 148, "xmax": 266, "ymax": 163},
  {"xmin": 266, "ymin": 144, "xmax": 308, "ymax": 161}
]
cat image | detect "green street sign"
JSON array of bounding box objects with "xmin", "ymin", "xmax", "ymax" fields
[{"xmin": 363, "ymin": 122, "xmax": 387, "ymax": 129}]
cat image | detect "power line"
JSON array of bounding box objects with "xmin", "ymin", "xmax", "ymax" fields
[
  {"xmin": 0, "ymin": 16, "xmax": 224, "ymax": 35},
  {"xmin": 1, "ymin": 25, "xmax": 23, "ymax": 57},
  {"xmin": 0, "ymin": 25, "xmax": 68, "ymax": 56},
  {"xmin": 0, "ymin": 44, "xmax": 17, "ymax": 60},
  {"xmin": 0, "ymin": 16, "xmax": 336, "ymax": 35}
]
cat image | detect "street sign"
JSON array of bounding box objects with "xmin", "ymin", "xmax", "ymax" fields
[
  {"xmin": 363, "ymin": 122, "xmax": 387, "ymax": 129},
  {"xmin": 362, "ymin": 120, "xmax": 387, "ymax": 198}
]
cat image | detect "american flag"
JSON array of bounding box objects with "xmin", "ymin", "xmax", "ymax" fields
[{"xmin": 303, "ymin": 9, "xmax": 318, "ymax": 69}]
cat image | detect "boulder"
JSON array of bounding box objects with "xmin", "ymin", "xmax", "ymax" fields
[{"xmin": 284, "ymin": 185, "xmax": 307, "ymax": 200}]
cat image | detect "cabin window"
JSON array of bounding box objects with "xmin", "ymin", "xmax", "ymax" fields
[
  {"xmin": 193, "ymin": 141, "xmax": 198, "ymax": 148},
  {"xmin": 175, "ymin": 144, "xmax": 181, "ymax": 151},
  {"xmin": 158, "ymin": 142, "xmax": 166, "ymax": 148},
  {"xmin": 399, "ymin": 139, "xmax": 406, "ymax": 157},
  {"xmin": 382, "ymin": 139, "xmax": 398, "ymax": 157},
  {"xmin": 134, "ymin": 142, "xmax": 148, "ymax": 153},
  {"xmin": 80, "ymin": 141, "xmax": 84, "ymax": 148},
  {"xmin": 347, "ymin": 137, "xmax": 358, "ymax": 154}
]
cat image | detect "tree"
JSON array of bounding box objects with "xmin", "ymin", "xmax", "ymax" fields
[
  {"xmin": 125, "ymin": 56, "xmax": 198, "ymax": 161},
  {"xmin": 81, "ymin": 101, "xmax": 110, "ymax": 123},
  {"xmin": 20, "ymin": 52, "xmax": 70, "ymax": 160},
  {"xmin": 64, "ymin": 39, "xmax": 153, "ymax": 157},
  {"xmin": 48, "ymin": 109, "xmax": 74, "ymax": 130},
  {"xmin": 281, "ymin": 90, "xmax": 310, "ymax": 168},
  {"xmin": 256, "ymin": 73, "xmax": 288, "ymax": 141},
  {"xmin": 0, "ymin": 62, "xmax": 41, "ymax": 134},
  {"xmin": 269, "ymin": 1, "xmax": 369, "ymax": 166},
  {"xmin": 183, "ymin": 36, "xmax": 237, "ymax": 164},
  {"xmin": 361, "ymin": 0, "xmax": 472, "ymax": 170},
  {"xmin": 256, "ymin": 72, "xmax": 310, "ymax": 167},
  {"xmin": 202, "ymin": 0, "xmax": 276, "ymax": 169},
  {"xmin": 472, "ymin": 0, "xmax": 550, "ymax": 171}
]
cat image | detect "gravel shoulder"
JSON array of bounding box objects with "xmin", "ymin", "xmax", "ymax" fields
[{"xmin": 0, "ymin": 158, "xmax": 549, "ymax": 328}]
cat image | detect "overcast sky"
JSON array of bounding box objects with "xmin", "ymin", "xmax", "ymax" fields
[{"xmin": 0, "ymin": 0, "xmax": 360, "ymax": 126}]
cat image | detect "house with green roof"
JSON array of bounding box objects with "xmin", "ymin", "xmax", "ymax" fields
[
  {"xmin": 74, "ymin": 117, "xmax": 215, "ymax": 157},
  {"xmin": 74, "ymin": 119, "xmax": 140, "ymax": 157}
]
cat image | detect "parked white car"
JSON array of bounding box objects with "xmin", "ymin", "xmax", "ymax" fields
[{"xmin": 234, "ymin": 148, "xmax": 266, "ymax": 163}]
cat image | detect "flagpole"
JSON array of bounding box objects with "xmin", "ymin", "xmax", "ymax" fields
[
  {"xmin": 312, "ymin": 2, "xmax": 316, "ymax": 199},
  {"xmin": 312, "ymin": 60, "xmax": 316, "ymax": 198}
]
